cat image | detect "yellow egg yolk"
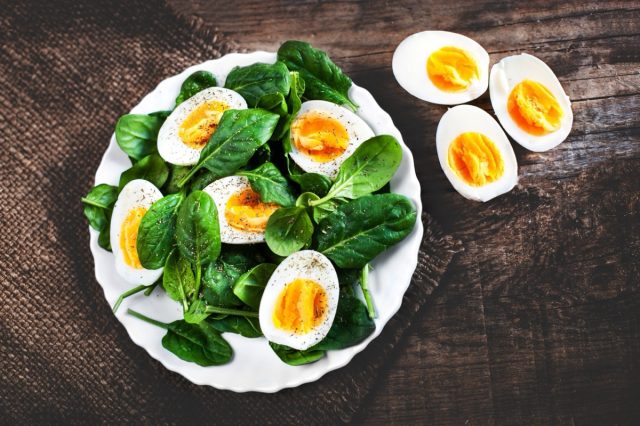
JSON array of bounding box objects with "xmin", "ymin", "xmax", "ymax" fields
[
  {"xmin": 119, "ymin": 207, "xmax": 147, "ymax": 269},
  {"xmin": 448, "ymin": 132, "xmax": 504, "ymax": 186},
  {"xmin": 427, "ymin": 46, "xmax": 479, "ymax": 92},
  {"xmin": 290, "ymin": 112, "xmax": 349, "ymax": 163},
  {"xmin": 507, "ymin": 80, "xmax": 563, "ymax": 135},
  {"xmin": 272, "ymin": 278, "xmax": 328, "ymax": 334},
  {"xmin": 224, "ymin": 187, "xmax": 279, "ymax": 232},
  {"xmin": 178, "ymin": 100, "xmax": 230, "ymax": 149}
]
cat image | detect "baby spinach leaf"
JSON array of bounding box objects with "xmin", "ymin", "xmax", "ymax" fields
[
  {"xmin": 118, "ymin": 153, "xmax": 169, "ymax": 192},
  {"xmin": 137, "ymin": 192, "xmax": 183, "ymax": 269},
  {"xmin": 274, "ymin": 71, "xmax": 305, "ymax": 140},
  {"xmin": 203, "ymin": 260, "xmax": 244, "ymax": 308},
  {"xmin": 312, "ymin": 198, "xmax": 345, "ymax": 223},
  {"xmin": 175, "ymin": 70, "xmax": 217, "ymax": 106},
  {"xmin": 178, "ymin": 109, "xmax": 280, "ymax": 187},
  {"xmin": 224, "ymin": 61, "xmax": 291, "ymax": 107},
  {"xmin": 81, "ymin": 184, "xmax": 118, "ymax": 231},
  {"xmin": 163, "ymin": 164, "xmax": 191, "ymax": 194},
  {"xmin": 128, "ymin": 309, "xmax": 232, "ymax": 366},
  {"xmin": 238, "ymin": 162, "xmax": 296, "ymax": 207},
  {"xmin": 278, "ymin": 40, "xmax": 357, "ymax": 110},
  {"xmin": 311, "ymin": 135, "xmax": 402, "ymax": 206},
  {"xmin": 269, "ymin": 342, "xmax": 325, "ymax": 366},
  {"xmin": 257, "ymin": 92, "xmax": 288, "ymax": 117},
  {"xmin": 291, "ymin": 171, "xmax": 332, "ymax": 197},
  {"xmin": 163, "ymin": 249, "xmax": 196, "ymax": 311},
  {"xmin": 149, "ymin": 110, "xmax": 172, "ymax": 121},
  {"xmin": 208, "ymin": 316, "xmax": 263, "ymax": 338},
  {"xmin": 316, "ymin": 193, "xmax": 417, "ymax": 268},
  {"xmin": 232, "ymin": 263, "xmax": 277, "ymax": 310},
  {"xmin": 98, "ymin": 220, "xmax": 112, "ymax": 251},
  {"xmin": 312, "ymin": 291, "xmax": 375, "ymax": 351},
  {"xmin": 115, "ymin": 114, "xmax": 164, "ymax": 160},
  {"xmin": 265, "ymin": 206, "xmax": 314, "ymax": 256},
  {"xmin": 176, "ymin": 190, "xmax": 221, "ymax": 267},
  {"xmin": 184, "ymin": 298, "xmax": 209, "ymax": 324}
]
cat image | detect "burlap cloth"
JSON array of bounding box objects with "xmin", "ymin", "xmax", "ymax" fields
[{"xmin": 0, "ymin": 0, "xmax": 462, "ymax": 423}]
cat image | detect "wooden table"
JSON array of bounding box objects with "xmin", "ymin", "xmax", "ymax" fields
[{"xmin": 171, "ymin": 1, "xmax": 640, "ymax": 423}]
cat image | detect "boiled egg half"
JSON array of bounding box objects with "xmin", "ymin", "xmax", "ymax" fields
[
  {"xmin": 259, "ymin": 250, "xmax": 339, "ymax": 351},
  {"xmin": 203, "ymin": 176, "xmax": 279, "ymax": 244},
  {"xmin": 289, "ymin": 100, "xmax": 375, "ymax": 178},
  {"xmin": 436, "ymin": 105, "xmax": 518, "ymax": 202},
  {"xmin": 393, "ymin": 31, "xmax": 490, "ymax": 105},
  {"xmin": 158, "ymin": 87, "xmax": 247, "ymax": 165},
  {"xmin": 110, "ymin": 179, "xmax": 163, "ymax": 284},
  {"xmin": 489, "ymin": 53, "xmax": 572, "ymax": 151}
]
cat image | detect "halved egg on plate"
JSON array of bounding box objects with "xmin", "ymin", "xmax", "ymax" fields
[
  {"xmin": 259, "ymin": 250, "xmax": 340, "ymax": 351},
  {"xmin": 436, "ymin": 105, "xmax": 518, "ymax": 202},
  {"xmin": 110, "ymin": 179, "xmax": 163, "ymax": 284},
  {"xmin": 393, "ymin": 30, "xmax": 490, "ymax": 105},
  {"xmin": 158, "ymin": 87, "xmax": 247, "ymax": 165},
  {"xmin": 489, "ymin": 53, "xmax": 572, "ymax": 152},
  {"xmin": 289, "ymin": 100, "xmax": 375, "ymax": 178},
  {"xmin": 203, "ymin": 175, "xmax": 279, "ymax": 244}
]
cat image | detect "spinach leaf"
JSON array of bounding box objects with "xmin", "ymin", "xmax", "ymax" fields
[
  {"xmin": 269, "ymin": 342, "xmax": 325, "ymax": 366},
  {"xmin": 115, "ymin": 114, "xmax": 164, "ymax": 160},
  {"xmin": 163, "ymin": 249, "xmax": 196, "ymax": 311},
  {"xmin": 232, "ymin": 263, "xmax": 277, "ymax": 310},
  {"xmin": 264, "ymin": 206, "xmax": 314, "ymax": 256},
  {"xmin": 291, "ymin": 172, "xmax": 332, "ymax": 197},
  {"xmin": 98, "ymin": 220, "xmax": 112, "ymax": 251},
  {"xmin": 224, "ymin": 61, "xmax": 290, "ymax": 107},
  {"xmin": 175, "ymin": 70, "xmax": 217, "ymax": 106},
  {"xmin": 178, "ymin": 109, "xmax": 280, "ymax": 187},
  {"xmin": 184, "ymin": 298, "xmax": 209, "ymax": 324},
  {"xmin": 81, "ymin": 184, "xmax": 118, "ymax": 231},
  {"xmin": 277, "ymin": 40, "xmax": 357, "ymax": 110},
  {"xmin": 149, "ymin": 110, "xmax": 172, "ymax": 121},
  {"xmin": 203, "ymin": 260, "xmax": 244, "ymax": 308},
  {"xmin": 163, "ymin": 164, "xmax": 191, "ymax": 194},
  {"xmin": 315, "ymin": 193, "xmax": 417, "ymax": 268},
  {"xmin": 127, "ymin": 309, "xmax": 232, "ymax": 366},
  {"xmin": 176, "ymin": 190, "xmax": 221, "ymax": 266},
  {"xmin": 238, "ymin": 162, "xmax": 296, "ymax": 207},
  {"xmin": 137, "ymin": 193, "xmax": 183, "ymax": 269},
  {"xmin": 257, "ymin": 92, "xmax": 288, "ymax": 117},
  {"xmin": 295, "ymin": 192, "xmax": 320, "ymax": 208},
  {"xmin": 118, "ymin": 153, "xmax": 169, "ymax": 192},
  {"xmin": 312, "ymin": 198, "xmax": 345, "ymax": 223},
  {"xmin": 312, "ymin": 291, "xmax": 375, "ymax": 351},
  {"xmin": 310, "ymin": 135, "xmax": 402, "ymax": 206},
  {"xmin": 274, "ymin": 71, "xmax": 305, "ymax": 139},
  {"xmin": 208, "ymin": 316, "xmax": 263, "ymax": 338}
]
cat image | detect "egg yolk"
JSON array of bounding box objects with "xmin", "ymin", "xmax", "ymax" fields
[
  {"xmin": 224, "ymin": 187, "xmax": 279, "ymax": 232},
  {"xmin": 290, "ymin": 112, "xmax": 349, "ymax": 163},
  {"xmin": 448, "ymin": 132, "xmax": 504, "ymax": 186},
  {"xmin": 178, "ymin": 100, "xmax": 230, "ymax": 149},
  {"xmin": 119, "ymin": 207, "xmax": 147, "ymax": 269},
  {"xmin": 507, "ymin": 80, "xmax": 563, "ymax": 135},
  {"xmin": 272, "ymin": 278, "xmax": 328, "ymax": 334},
  {"xmin": 427, "ymin": 46, "xmax": 479, "ymax": 92}
]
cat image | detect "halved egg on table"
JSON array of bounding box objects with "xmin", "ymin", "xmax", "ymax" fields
[
  {"xmin": 289, "ymin": 100, "xmax": 375, "ymax": 178},
  {"xmin": 158, "ymin": 87, "xmax": 247, "ymax": 165},
  {"xmin": 393, "ymin": 30, "xmax": 490, "ymax": 105},
  {"xmin": 436, "ymin": 105, "xmax": 518, "ymax": 202},
  {"xmin": 259, "ymin": 250, "xmax": 340, "ymax": 351},
  {"xmin": 110, "ymin": 179, "xmax": 163, "ymax": 284},
  {"xmin": 489, "ymin": 53, "xmax": 572, "ymax": 151},
  {"xmin": 203, "ymin": 176, "xmax": 279, "ymax": 244}
]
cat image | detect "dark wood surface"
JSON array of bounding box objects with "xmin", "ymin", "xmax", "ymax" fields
[{"xmin": 158, "ymin": 0, "xmax": 639, "ymax": 423}]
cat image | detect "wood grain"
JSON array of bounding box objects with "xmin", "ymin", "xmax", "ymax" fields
[{"xmin": 168, "ymin": 0, "xmax": 640, "ymax": 424}]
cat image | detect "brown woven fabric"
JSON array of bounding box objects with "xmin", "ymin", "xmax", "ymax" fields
[{"xmin": 0, "ymin": 0, "xmax": 461, "ymax": 423}]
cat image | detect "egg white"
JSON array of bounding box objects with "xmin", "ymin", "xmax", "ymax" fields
[
  {"xmin": 289, "ymin": 100, "xmax": 375, "ymax": 178},
  {"xmin": 157, "ymin": 87, "xmax": 247, "ymax": 166},
  {"xmin": 110, "ymin": 179, "xmax": 164, "ymax": 284},
  {"xmin": 436, "ymin": 105, "xmax": 518, "ymax": 202},
  {"xmin": 392, "ymin": 30, "xmax": 490, "ymax": 105},
  {"xmin": 489, "ymin": 53, "xmax": 573, "ymax": 152},
  {"xmin": 259, "ymin": 250, "xmax": 340, "ymax": 351},
  {"xmin": 202, "ymin": 175, "xmax": 270, "ymax": 244}
]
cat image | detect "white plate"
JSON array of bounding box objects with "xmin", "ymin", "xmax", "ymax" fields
[{"xmin": 90, "ymin": 51, "xmax": 424, "ymax": 393}]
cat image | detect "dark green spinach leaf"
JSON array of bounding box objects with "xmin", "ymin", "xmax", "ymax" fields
[
  {"xmin": 203, "ymin": 260, "xmax": 244, "ymax": 308},
  {"xmin": 208, "ymin": 316, "xmax": 262, "ymax": 338},
  {"xmin": 176, "ymin": 190, "xmax": 221, "ymax": 267},
  {"xmin": 232, "ymin": 263, "xmax": 277, "ymax": 310},
  {"xmin": 175, "ymin": 70, "xmax": 217, "ymax": 105},
  {"xmin": 118, "ymin": 153, "xmax": 169, "ymax": 192},
  {"xmin": 269, "ymin": 342, "xmax": 325, "ymax": 366},
  {"xmin": 224, "ymin": 61, "xmax": 290, "ymax": 107},
  {"xmin": 115, "ymin": 114, "xmax": 164, "ymax": 160},
  {"xmin": 238, "ymin": 162, "xmax": 296, "ymax": 207},
  {"xmin": 277, "ymin": 40, "xmax": 357, "ymax": 110},
  {"xmin": 81, "ymin": 184, "xmax": 118, "ymax": 231},
  {"xmin": 265, "ymin": 206, "xmax": 314, "ymax": 256},
  {"xmin": 163, "ymin": 164, "xmax": 191, "ymax": 194},
  {"xmin": 137, "ymin": 193, "xmax": 183, "ymax": 269},
  {"xmin": 316, "ymin": 193, "xmax": 417, "ymax": 268},
  {"xmin": 163, "ymin": 249, "xmax": 196, "ymax": 311}
]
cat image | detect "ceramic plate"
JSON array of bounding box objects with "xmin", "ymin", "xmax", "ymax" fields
[{"xmin": 90, "ymin": 51, "xmax": 423, "ymax": 392}]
